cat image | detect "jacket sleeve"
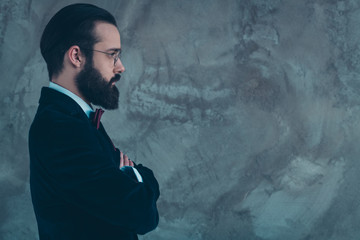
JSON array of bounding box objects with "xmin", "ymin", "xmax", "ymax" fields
[{"xmin": 29, "ymin": 112, "xmax": 160, "ymax": 234}]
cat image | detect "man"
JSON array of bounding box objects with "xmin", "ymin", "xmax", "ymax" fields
[{"xmin": 28, "ymin": 4, "xmax": 159, "ymax": 240}]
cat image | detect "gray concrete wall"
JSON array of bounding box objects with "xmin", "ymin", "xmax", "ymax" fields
[{"xmin": 1, "ymin": 0, "xmax": 360, "ymax": 239}]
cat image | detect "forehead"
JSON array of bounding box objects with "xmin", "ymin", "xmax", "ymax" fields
[{"xmin": 93, "ymin": 21, "xmax": 121, "ymax": 49}]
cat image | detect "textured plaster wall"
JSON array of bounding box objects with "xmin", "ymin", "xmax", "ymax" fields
[{"xmin": 1, "ymin": 0, "xmax": 360, "ymax": 239}]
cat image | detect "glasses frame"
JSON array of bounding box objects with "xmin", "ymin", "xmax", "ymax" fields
[{"xmin": 80, "ymin": 47, "xmax": 121, "ymax": 66}]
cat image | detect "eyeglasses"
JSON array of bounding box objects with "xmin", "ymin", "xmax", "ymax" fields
[{"xmin": 80, "ymin": 47, "xmax": 121, "ymax": 66}]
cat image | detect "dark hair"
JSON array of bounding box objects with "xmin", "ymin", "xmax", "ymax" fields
[{"xmin": 40, "ymin": 3, "xmax": 117, "ymax": 79}]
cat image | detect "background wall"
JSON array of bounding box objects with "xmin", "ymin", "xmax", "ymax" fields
[{"xmin": 1, "ymin": 0, "xmax": 360, "ymax": 239}]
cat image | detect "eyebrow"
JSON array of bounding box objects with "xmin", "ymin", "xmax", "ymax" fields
[{"xmin": 106, "ymin": 48, "xmax": 122, "ymax": 53}]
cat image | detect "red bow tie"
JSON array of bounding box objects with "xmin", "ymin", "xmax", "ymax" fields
[{"xmin": 91, "ymin": 108, "xmax": 104, "ymax": 130}]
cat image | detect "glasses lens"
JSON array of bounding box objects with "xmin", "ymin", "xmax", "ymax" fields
[{"xmin": 114, "ymin": 52, "xmax": 121, "ymax": 66}]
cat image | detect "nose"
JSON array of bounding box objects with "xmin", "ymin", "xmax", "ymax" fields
[{"xmin": 114, "ymin": 58, "xmax": 125, "ymax": 73}]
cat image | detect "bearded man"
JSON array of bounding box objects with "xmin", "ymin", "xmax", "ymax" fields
[{"xmin": 28, "ymin": 4, "xmax": 159, "ymax": 240}]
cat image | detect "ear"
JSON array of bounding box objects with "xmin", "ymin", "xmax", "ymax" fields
[{"xmin": 67, "ymin": 45, "xmax": 84, "ymax": 68}]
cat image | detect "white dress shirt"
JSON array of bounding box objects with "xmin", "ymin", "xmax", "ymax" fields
[{"xmin": 49, "ymin": 82, "xmax": 143, "ymax": 182}]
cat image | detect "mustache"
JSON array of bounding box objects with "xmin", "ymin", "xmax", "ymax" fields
[{"xmin": 109, "ymin": 74, "xmax": 121, "ymax": 85}]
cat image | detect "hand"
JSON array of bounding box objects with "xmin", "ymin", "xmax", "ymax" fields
[{"xmin": 120, "ymin": 151, "xmax": 134, "ymax": 168}]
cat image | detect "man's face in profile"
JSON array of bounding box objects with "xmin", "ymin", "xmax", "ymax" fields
[{"xmin": 75, "ymin": 22, "xmax": 124, "ymax": 110}]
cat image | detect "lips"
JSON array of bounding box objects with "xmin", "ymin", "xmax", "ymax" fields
[{"xmin": 109, "ymin": 74, "xmax": 121, "ymax": 85}]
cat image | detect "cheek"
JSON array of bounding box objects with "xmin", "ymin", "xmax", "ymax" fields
[{"xmin": 93, "ymin": 61, "xmax": 114, "ymax": 81}]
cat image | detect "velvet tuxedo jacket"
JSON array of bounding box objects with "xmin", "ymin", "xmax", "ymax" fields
[{"xmin": 29, "ymin": 87, "xmax": 159, "ymax": 240}]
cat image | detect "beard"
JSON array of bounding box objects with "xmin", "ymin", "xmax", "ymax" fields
[{"xmin": 75, "ymin": 61, "xmax": 120, "ymax": 110}]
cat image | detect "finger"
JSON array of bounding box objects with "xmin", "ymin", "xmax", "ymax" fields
[
  {"xmin": 120, "ymin": 151, "xmax": 124, "ymax": 168},
  {"xmin": 129, "ymin": 159, "xmax": 134, "ymax": 167},
  {"xmin": 124, "ymin": 154, "xmax": 130, "ymax": 166}
]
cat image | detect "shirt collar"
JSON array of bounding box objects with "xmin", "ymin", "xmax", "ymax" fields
[{"xmin": 49, "ymin": 82, "xmax": 94, "ymax": 118}]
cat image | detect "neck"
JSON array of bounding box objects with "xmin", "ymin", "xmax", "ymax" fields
[{"xmin": 51, "ymin": 75, "xmax": 90, "ymax": 105}]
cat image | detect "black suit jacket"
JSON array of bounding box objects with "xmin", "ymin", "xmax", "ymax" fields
[{"xmin": 28, "ymin": 87, "xmax": 160, "ymax": 240}]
